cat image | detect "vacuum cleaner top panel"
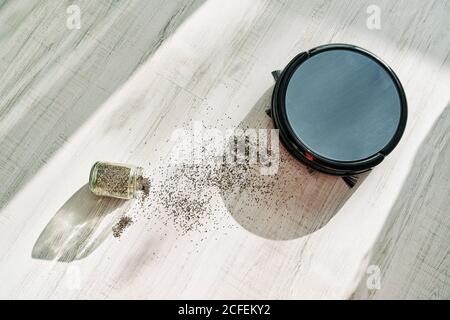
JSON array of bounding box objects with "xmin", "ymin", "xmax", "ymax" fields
[{"xmin": 284, "ymin": 47, "xmax": 403, "ymax": 162}]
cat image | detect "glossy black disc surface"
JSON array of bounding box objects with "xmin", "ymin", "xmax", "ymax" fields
[{"xmin": 284, "ymin": 48, "xmax": 402, "ymax": 162}]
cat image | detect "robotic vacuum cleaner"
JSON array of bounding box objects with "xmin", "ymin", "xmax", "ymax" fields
[{"xmin": 270, "ymin": 44, "xmax": 407, "ymax": 187}]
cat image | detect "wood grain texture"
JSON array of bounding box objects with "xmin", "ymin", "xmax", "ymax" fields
[
  {"xmin": 0, "ymin": 0, "xmax": 449, "ymax": 299},
  {"xmin": 351, "ymin": 104, "xmax": 450, "ymax": 299}
]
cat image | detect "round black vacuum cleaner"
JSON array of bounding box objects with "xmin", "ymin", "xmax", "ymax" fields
[{"xmin": 269, "ymin": 44, "xmax": 407, "ymax": 187}]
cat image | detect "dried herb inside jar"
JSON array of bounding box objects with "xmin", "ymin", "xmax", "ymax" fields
[{"xmin": 89, "ymin": 161, "xmax": 144, "ymax": 199}]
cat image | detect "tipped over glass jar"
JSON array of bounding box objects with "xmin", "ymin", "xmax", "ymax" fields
[{"xmin": 89, "ymin": 161, "xmax": 145, "ymax": 199}]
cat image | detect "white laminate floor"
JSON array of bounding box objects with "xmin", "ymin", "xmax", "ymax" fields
[{"xmin": 0, "ymin": 0, "xmax": 449, "ymax": 299}]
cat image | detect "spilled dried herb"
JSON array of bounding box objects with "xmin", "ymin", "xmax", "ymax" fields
[{"xmin": 112, "ymin": 216, "xmax": 133, "ymax": 238}]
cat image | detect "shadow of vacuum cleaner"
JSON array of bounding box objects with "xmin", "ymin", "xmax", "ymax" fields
[{"xmin": 221, "ymin": 44, "xmax": 407, "ymax": 240}]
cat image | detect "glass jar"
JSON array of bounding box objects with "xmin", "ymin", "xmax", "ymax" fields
[{"xmin": 89, "ymin": 161, "xmax": 144, "ymax": 199}]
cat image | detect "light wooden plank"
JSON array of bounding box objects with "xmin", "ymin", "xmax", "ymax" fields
[{"xmin": 0, "ymin": 0, "xmax": 449, "ymax": 299}]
